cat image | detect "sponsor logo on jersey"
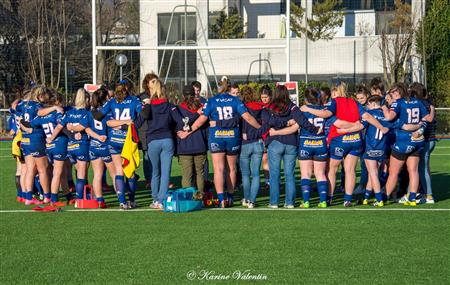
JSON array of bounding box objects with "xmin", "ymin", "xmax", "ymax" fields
[
  {"xmin": 411, "ymin": 135, "xmax": 424, "ymax": 142},
  {"xmin": 215, "ymin": 98, "xmax": 233, "ymax": 103},
  {"xmin": 342, "ymin": 133, "xmax": 361, "ymax": 142},
  {"xmin": 46, "ymin": 143, "xmax": 55, "ymax": 149},
  {"xmin": 214, "ymin": 129, "xmax": 235, "ymax": 138},
  {"xmin": 68, "ymin": 143, "xmax": 80, "ymax": 150},
  {"xmin": 367, "ymin": 150, "xmax": 384, "ymax": 157},
  {"xmin": 21, "ymin": 138, "xmax": 30, "ymax": 143}
]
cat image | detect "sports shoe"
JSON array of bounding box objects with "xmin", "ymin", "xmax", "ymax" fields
[
  {"xmin": 426, "ymin": 195, "xmax": 435, "ymax": 204},
  {"xmin": 98, "ymin": 202, "xmax": 108, "ymax": 209},
  {"xmin": 299, "ymin": 201, "xmax": 310, "ymax": 209},
  {"xmin": 149, "ymin": 201, "xmax": 160, "ymax": 209},
  {"xmin": 128, "ymin": 201, "xmax": 138, "ymax": 209},
  {"xmin": 43, "ymin": 197, "xmax": 51, "ymax": 204},
  {"xmin": 241, "ymin": 199, "xmax": 249, "ymax": 207},
  {"xmin": 268, "ymin": 204, "xmax": 278, "ymax": 209},
  {"xmin": 119, "ymin": 203, "xmax": 129, "ymax": 210},
  {"xmin": 362, "ymin": 199, "xmax": 369, "ymax": 205},
  {"xmin": 317, "ymin": 201, "xmax": 327, "ymax": 208},
  {"xmin": 343, "ymin": 201, "xmax": 352, "ymax": 207},
  {"xmin": 16, "ymin": 197, "xmax": 25, "ymax": 203},
  {"xmin": 403, "ymin": 200, "xmax": 416, "ymax": 207},
  {"xmin": 373, "ymin": 200, "xmax": 384, "ymax": 207},
  {"xmin": 284, "ymin": 204, "xmax": 294, "ymax": 209},
  {"xmin": 247, "ymin": 202, "xmax": 255, "ymax": 209},
  {"xmin": 397, "ymin": 194, "xmax": 408, "ymax": 204},
  {"xmin": 25, "ymin": 198, "xmax": 44, "ymax": 206},
  {"xmin": 51, "ymin": 201, "xmax": 67, "ymax": 207}
]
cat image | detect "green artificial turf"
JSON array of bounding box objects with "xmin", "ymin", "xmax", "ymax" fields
[{"xmin": 0, "ymin": 140, "xmax": 449, "ymax": 284}]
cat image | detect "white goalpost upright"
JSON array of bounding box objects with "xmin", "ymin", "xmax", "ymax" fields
[{"xmin": 90, "ymin": 0, "xmax": 292, "ymax": 85}]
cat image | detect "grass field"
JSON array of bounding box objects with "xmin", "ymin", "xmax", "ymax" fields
[{"xmin": 0, "ymin": 140, "xmax": 449, "ymax": 284}]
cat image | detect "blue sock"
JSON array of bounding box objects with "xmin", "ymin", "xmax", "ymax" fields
[
  {"xmin": 102, "ymin": 170, "xmax": 107, "ymax": 185},
  {"xmin": 375, "ymin": 192, "xmax": 383, "ymax": 202},
  {"xmin": 26, "ymin": 191, "xmax": 33, "ymax": 201},
  {"xmin": 96, "ymin": 197, "xmax": 105, "ymax": 203},
  {"xmin": 127, "ymin": 177, "xmax": 137, "ymax": 202},
  {"xmin": 344, "ymin": 194, "xmax": 352, "ymax": 202},
  {"xmin": 115, "ymin": 175, "xmax": 126, "ymax": 204},
  {"xmin": 317, "ymin": 181, "xmax": 328, "ymax": 203},
  {"xmin": 382, "ymin": 192, "xmax": 388, "ymax": 201},
  {"xmin": 218, "ymin": 193, "xmax": 224, "ymax": 203},
  {"xmin": 301, "ymin": 179, "xmax": 311, "ymax": 203},
  {"xmin": 364, "ymin": 189, "xmax": 372, "ymax": 200},
  {"xmin": 34, "ymin": 176, "xmax": 43, "ymax": 196},
  {"xmin": 51, "ymin": 193, "xmax": 58, "ymax": 203},
  {"xmin": 75, "ymin": 178, "xmax": 86, "ymax": 199},
  {"xmin": 44, "ymin": 193, "xmax": 51, "ymax": 199},
  {"xmin": 409, "ymin": 192, "xmax": 416, "ymax": 202},
  {"xmin": 226, "ymin": 192, "xmax": 234, "ymax": 204}
]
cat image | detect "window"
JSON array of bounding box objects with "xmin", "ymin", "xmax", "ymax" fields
[{"xmin": 316, "ymin": 0, "xmax": 412, "ymax": 11}]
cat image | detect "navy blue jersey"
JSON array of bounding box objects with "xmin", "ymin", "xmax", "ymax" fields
[
  {"xmin": 60, "ymin": 108, "xmax": 90, "ymax": 143},
  {"xmin": 100, "ymin": 95, "xmax": 142, "ymax": 121},
  {"xmin": 16, "ymin": 100, "xmax": 45, "ymax": 140},
  {"xmin": 390, "ymin": 98, "xmax": 428, "ymax": 142},
  {"xmin": 363, "ymin": 108, "xmax": 393, "ymax": 151},
  {"xmin": 31, "ymin": 111, "xmax": 66, "ymax": 143},
  {"xmin": 203, "ymin": 93, "xmax": 248, "ymax": 140},
  {"xmin": 301, "ymin": 104, "xmax": 325, "ymax": 139},
  {"xmin": 84, "ymin": 111, "xmax": 109, "ymax": 148}
]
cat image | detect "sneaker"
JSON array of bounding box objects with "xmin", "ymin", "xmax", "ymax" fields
[
  {"xmin": 403, "ymin": 200, "xmax": 416, "ymax": 207},
  {"xmin": 317, "ymin": 201, "xmax": 327, "ymax": 208},
  {"xmin": 149, "ymin": 201, "xmax": 160, "ymax": 209},
  {"xmin": 50, "ymin": 201, "xmax": 67, "ymax": 207},
  {"xmin": 98, "ymin": 202, "xmax": 108, "ymax": 209},
  {"xmin": 43, "ymin": 197, "xmax": 51, "ymax": 204},
  {"xmin": 16, "ymin": 197, "xmax": 25, "ymax": 203},
  {"xmin": 416, "ymin": 197, "xmax": 426, "ymax": 205},
  {"xmin": 247, "ymin": 202, "xmax": 255, "ymax": 209},
  {"xmin": 299, "ymin": 201, "xmax": 310, "ymax": 209},
  {"xmin": 119, "ymin": 203, "xmax": 129, "ymax": 210},
  {"xmin": 128, "ymin": 201, "xmax": 138, "ymax": 209},
  {"xmin": 343, "ymin": 201, "xmax": 352, "ymax": 207},
  {"xmin": 25, "ymin": 198, "xmax": 44, "ymax": 206},
  {"xmin": 373, "ymin": 200, "xmax": 384, "ymax": 207},
  {"xmin": 241, "ymin": 199, "xmax": 249, "ymax": 207},
  {"xmin": 284, "ymin": 204, "xmax": 294, "ymax": 209},
  {"xmin": 426, "ymin": 195, "xmax": 435, "ymax": 204},
  {"xmin": 268, "ymin": 204, "xmax": 278, "ymax": 209},
  {"xmin": 362, "ymin": 199, "xmax": 369, "ymax": 205},
  {"xmin": 397, "ymin": 194, "xmax": 408, "ymax": 204}
]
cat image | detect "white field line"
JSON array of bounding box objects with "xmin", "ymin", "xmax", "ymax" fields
[{"xmin": 0, "ymin": 207, "xmax": 449, "ymax": 213}]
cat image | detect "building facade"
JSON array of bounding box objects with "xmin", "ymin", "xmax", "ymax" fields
[{"xmin": 139, "ymin": 0, "xmax": 425, "ymax": 92}]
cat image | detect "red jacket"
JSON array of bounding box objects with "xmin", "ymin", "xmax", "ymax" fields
[{"xmin": 327, "ymin": 97, "xmax": 360, "ymax": 145}]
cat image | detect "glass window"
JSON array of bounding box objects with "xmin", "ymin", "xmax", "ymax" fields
[{"xmin": 281, "ymin": 0, "xmax": 302, "ymax": 14}]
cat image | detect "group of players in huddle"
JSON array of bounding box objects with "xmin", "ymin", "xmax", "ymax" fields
[{"xmin": 9, "ymin": 74, "xmax": 437, "ymax": 210}]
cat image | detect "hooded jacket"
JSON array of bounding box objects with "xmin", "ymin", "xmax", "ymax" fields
[{"xmin": 173, "ymin": 102, "xmax": 208, "ymax": 155}]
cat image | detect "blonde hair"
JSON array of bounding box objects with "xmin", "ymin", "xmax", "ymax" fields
[
  {"xmin": 74, "ymin": 88, "xmax": 87, "ymax": 109},
  {"xmin": 217, "ymin": 77, "xmax": 229, "ymax": 94},
  {"xmin": 150, "ymin": 79, "xmax": 165, "ymax": 99},
  {"xmin": 331, "ymin": 82, "xmax": 347, "ymax": 98},
  {"xmin": 30, "ymin": 85, "xmax": 46, "ymax": 102}
]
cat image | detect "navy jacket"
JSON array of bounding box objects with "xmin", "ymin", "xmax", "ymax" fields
[
  {"xmin": 263, "ymin": 102, "xmax": 318, "ymax": 147},
  {"xmin": 241, "ymin": 101, "xmax": 265, "ymax": 145},
  {"xmin": 173, "ymin": 102, "xmax": 208, "ymax": 155},
  {"xmin": 139, "ymin": 99, "xmax": 176, "ymax": 144}
]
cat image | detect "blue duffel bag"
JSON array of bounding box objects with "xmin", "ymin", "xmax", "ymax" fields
[{"xmin": 163, "ymin": 187, "xmax": 203, "ymax": 213}]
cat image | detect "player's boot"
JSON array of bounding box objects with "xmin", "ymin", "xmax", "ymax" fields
[
  {"xmin": 299, "ymin": 201, "xmax": 310, "ymax": 209},
  {"xmin": 362, "ymin": 199, "xmax": 369, "ymax": 205},
  {"xmin": 403, "ymin": 200, "xmax": 416, "ymax": 207},
  {"xmin": 317, "ymin": 201, "xmax": 327, "ymax": 208},
  {"xmin": 373, "ymin": 200, "xmax": 384, "ymax": 207}
]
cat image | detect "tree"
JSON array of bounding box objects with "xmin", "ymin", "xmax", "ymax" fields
[
  {"xmin": 290, "ymin": 0, "xmax": 344, "ymax": 41},
  {"xmin": 416, "ymin": 0, "xmax": 450, "ymax": 107},
  {"xmin": 378, "ymin": 0, "xmax": 418, "ymax": 87},
  {"xmin": 209, "ymin": 6, "xmax": 246, "ymax": 39}
]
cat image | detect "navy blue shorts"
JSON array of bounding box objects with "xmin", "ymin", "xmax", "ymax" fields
[
  {"xmin": 67, "ymin": 141, "xmax": 90, "ymax": 163},
  {"xmin": 329, "ymin": 134, "xmax": 363, "ymax": 160},
  {"xmin": 209, "ymin": 138, "xmax": 241, "ymax": 155},
  {"xmin": 46, "ymin": 140, "xmax": 68, "ymax": 163},
  {"xmin": 21, "ymin": 138, "xmax": 46, "ymax": 158},
  {"xmin": 362, "ymin": 148, "xmax": 386, "ymax": 161},
  {"xmin": 90, "ymin": 144, "xmax": 112, "ymax": 163},
  {"xmin": 298, "ymin": 137, "xmax": 328, "ymax": 161}
]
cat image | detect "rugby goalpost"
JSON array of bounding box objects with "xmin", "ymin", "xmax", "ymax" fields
[{"xmin": 90, "ymin": 0, "xmax": 293, "ymax": 85}]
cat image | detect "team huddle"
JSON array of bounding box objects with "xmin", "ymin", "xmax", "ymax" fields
[{"xmin": 9, "ymin": 74, "xmax": 437, "ymax": 210}]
